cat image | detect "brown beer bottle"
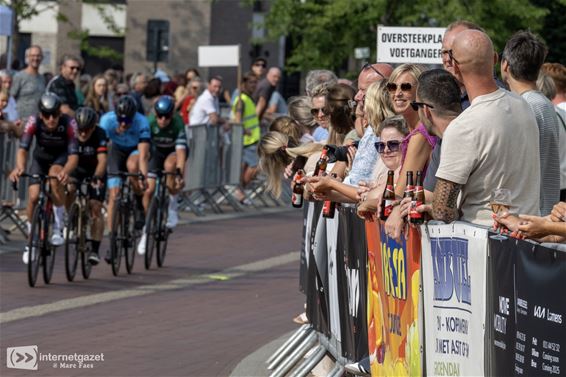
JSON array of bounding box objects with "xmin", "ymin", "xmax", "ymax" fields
[
  {"xmin": 380, "ymin": 170, "xmax": 396, "ymax": 221},
  {"xmin": 410, "ymin": 171, "xmax": 425, "ymax": 224},
  {"xmin": 291, "ymin": 170, "xmax": 305, "ymax": 208},
  {"xmin": 322, "ymin": 173, "xmax": 338, "ymax": 218},
  {"xmin": 403, "ymin": 171, "xmax": 414, "ymax": 200},
  {"xmin": 313, "ymin": 147, "xmax": 329, "ymax": 177}
]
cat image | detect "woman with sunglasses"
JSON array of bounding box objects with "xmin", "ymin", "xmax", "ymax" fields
[
  {"xmin": 384, "ymin": 64, "xmax": 437, "ymax": 239},
  {"xmin": 179, "ymin": 77, "xmax": 203, "ymax": 125},
  {"xmin": 310, "ymin": 84, "xmax": 330, "ymax": 142}
]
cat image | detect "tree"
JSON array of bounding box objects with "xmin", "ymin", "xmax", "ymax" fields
[
  {"xmin": 259, "ymin": 0, "xmax": 552, "ymax": 74},
  {"xmin": 0, "ymin": 0, "xmax": 124, "ymax": 67}
]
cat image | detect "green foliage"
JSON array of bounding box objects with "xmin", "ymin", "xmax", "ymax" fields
[
  {"xmin": 260, "ymin": 0, "xmax": 556, "ymax": 73},
  {"xmin": 68, "ymin": 29, "xmax": 123, "ymax": 61}
]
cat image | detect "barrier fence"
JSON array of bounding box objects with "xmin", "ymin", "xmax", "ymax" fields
[{"xmin": 269, "ymin": 203, "xmax": 566, "ymax": 376}]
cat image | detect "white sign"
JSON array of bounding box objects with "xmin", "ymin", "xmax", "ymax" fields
[
  {"xmin": 354, "ymin": 47, "xmax": 370, "ymax": 59},
  {"xmin": 421, "ymin": 222, "xmax": 488, "ymax": 376},
  {"xmin": 198, "ymin": 45, "xmax": 240, "ymax": 67},
  {"xmin": 377, "ymin": 25, "xmax": 446, "ymax": 64}
]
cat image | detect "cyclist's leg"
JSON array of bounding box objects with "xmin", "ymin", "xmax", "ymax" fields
[
  {"xmin": 144, "ymin": 148, "xmax": 162, "ymax": 211},
  {"xmin": 164, "ymin": 152, "xmax": 180, "ymax": 228},
  {"xmin": 87, "ymin": 172, "xmax": 106, "ymax": 264},
  {"xmin": 106, "ymin": 146, "xmax": 128, "ymax": 234},
  {"xmin": 126, "ymin": 151, "xmax": 143, "ymax": 195},
  {"xmin": 48, "ymin": 161, "xmax": 67, "ymax": 245}
]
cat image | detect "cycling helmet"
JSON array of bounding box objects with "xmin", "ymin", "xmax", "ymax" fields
[
  {"xmin": 115, "ymin": 95, "xmax": 137, "ymax": 120},
  {"xmin": 75, "ymin": 107, "xmax": 98, "ymax": 131},
  {"xmin": 154, "ymin": 95, "xmax": 175, "ymax": 117},
  {"xmin": 39, "ymin": 93, "xmax": 62, "ymax": 114}
]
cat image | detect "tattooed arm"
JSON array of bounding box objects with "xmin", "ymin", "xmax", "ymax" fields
[{"xmin": 432, "ymin": 178, "xmax": 461, "ymax": 223}]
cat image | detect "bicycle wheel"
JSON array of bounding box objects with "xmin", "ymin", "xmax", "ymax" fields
[
  {"xmin": 27, "ymin": 206, "xmax": 43, "ymax": 287},
  {"xmin": 156, "ymin": 200, "xmax": 169, "ymax": 268},
  {"xmin": 42, "ymin": 206, "xmax": 56, "ymax": 284},
  {"xmin": 144, "ymin": 197, "xmax": 158, "ymax": 270},
  {"xmin": 64, "ymin": 203, "xmax": 80, "ymax": 282},
  {"xmin": 81, "ymin": 210, "xmax": 93, "ymax": 279},
  {"xmin": 124, "ymin": 203, "xmax": 136, "ymax": 274},
  {"xmin": 109, "ymin": 203, "xmax": 123, "ymax": 276}
]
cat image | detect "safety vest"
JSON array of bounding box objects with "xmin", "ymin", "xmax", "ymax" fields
[{"xmin": 233, "ymin": 93, "xmax": 260, "ymax": 146}]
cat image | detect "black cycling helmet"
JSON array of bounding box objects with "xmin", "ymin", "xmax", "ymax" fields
[
  {"xmin": 75, "ymin": 107, "xmax": 98, "ymax": 131},
  {"xmin": 154, "ymin": 95, "xmax": 175, "ymax": 117},
  {"xmin": 39, "ymin": 93, "xmax": 62, "ymax": 114},
  {"xmin": 115, "ymin": 95, "xmax": 137, "ymax": 120}
]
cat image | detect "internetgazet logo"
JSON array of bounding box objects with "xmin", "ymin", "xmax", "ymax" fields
[{"xmin": 6, "ymin": 345, "xmax": 38, "ymax": 370}]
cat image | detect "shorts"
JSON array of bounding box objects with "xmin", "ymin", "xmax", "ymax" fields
[
  {"xmin": 148, "ymin": 147, "xmax": 188, "ymax": 178},
  {"xmin": 70, "ymin": 167, "xmax": 107, "ymax": 202},
  {"xmin": 242, "ymin": 143, "xmax": 259, "ymax": 168},
  {"xmin": 107, "ymin": 145, "xmax": 139, "ymax": 189},
  {"xmin": 29, "ymin": 153, "xmax": 68, "ymax": 185}
]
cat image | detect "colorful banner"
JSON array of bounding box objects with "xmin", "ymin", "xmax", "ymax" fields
[
  {"xmin": 421, "ymin": 223, "xmax": 488, "ymax": 376},
  {"xmin": 326, "ymin": 214, "xmax": 342, "ymax": 343},
  {"xmin": 487, "ymin": 237, "xmax": 566, "ymax": 376},
  {"xmin": 366, "ymin": 221, "xmax": 421, "ymax": 376}
]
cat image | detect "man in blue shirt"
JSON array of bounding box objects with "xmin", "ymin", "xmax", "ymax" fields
[{"xmin": 100, "ymin": 95, "xmax": 150, "ymax": 262}]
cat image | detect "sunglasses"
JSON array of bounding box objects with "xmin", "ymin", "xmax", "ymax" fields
[
  {"xmin": 374, "ymin": 140, "xmax": 402, "ymax": 154},
  {"xmin": 67, "ymin": 65, "xmax": 81, "ymax": 71},
  {"xmin": 362, "ymin": 63, "xmax": 386, "ymax": 80},
  {"xmin": 410, "ymin": 101, "xmax": 435, "ymax": 111},
  {"xmin": 157, "ymin": 113, "xmax": 172, "ymax": 120},
  {"xmin": 116, "ymin": 92, "xmax": 128, "ymax": 96},
  {"xmin": 386, "ymin": 82, "xmax": 413, "ymax": 92},
  {"xmin": 310, "ymin": 107, "xmax": 326, "ymax": 116},
  {"xmin": 41, "ymin": 111, "xmax": 60, "ymax": 119},
  {"xmin": 441, "ymin": 49, "xmax": 460, "ymax": 65},
  {"xmin": 118, "ymin": 115, "xmax": 133, "ymax": 124}
]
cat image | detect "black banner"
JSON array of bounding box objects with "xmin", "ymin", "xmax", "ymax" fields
[
  {"xmin": 336, "ymin": 206, "xmax": 368, "ymax": 361},
  {"xmin": 299, "ymin": 204, "xmax": 309, "ymax": 294},
  {"xmin": 488, "ymin": 236, "xmax": 566, "ymax": 376}
]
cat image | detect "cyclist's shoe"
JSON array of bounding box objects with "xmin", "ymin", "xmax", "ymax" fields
[
  {"xmin": 166, "ymin": 209, "xmax": 178, "ymax": 229},
  {"xmin": 22, "ymin": 246, "xmax": 29, "ymax": 265},
  {"xmin": 88, "ymin": 251, "xmax": 100, "ymax": 266},
  {"xmin": 134, "ymin": 202, "xmax": 145, "ymax": 230},
  {"xmin": 137, "ymin": 232, "xmax": 147, "ymax": 255},
  {"xmin": 104, "ymin": 250, "xmax": 112, "ymax": 264},
  {"xmin": 51, "ymin": 229, "xmax": 64, "ymax": 246}
]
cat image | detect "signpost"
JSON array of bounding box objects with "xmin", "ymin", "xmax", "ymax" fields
[{"xmin": 377, "ymin": 25, "xmax": 446, "ymax": 64}]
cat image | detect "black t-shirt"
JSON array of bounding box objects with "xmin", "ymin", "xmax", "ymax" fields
[
  {"xmin": 46, "ymin": 75, "xmax": 78, "ymax": 110},
  {"xmin": 20, "ymin": 114, "xmax": 79, "ymax": 160},
  {"xmin": 77, "ymin": 126, "xmax": 108, "ymax": 174},
  {"xmin": 252, "ymin": 78, "xmax": 275, "ymax": 104}
]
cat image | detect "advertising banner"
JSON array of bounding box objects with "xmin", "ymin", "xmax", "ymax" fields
[
  {"xmin": 487, "ymin": 237, "xmax": 566, "ymax": 376},
  {"xmin": 366, "ymin": 221, "xmax": 421, "ymax": 376},
  {"xmin": 421, "ymin": 223, "xmax": 489, "ymax": 376},
  {"xmin": 326, "ymin": 214, "xmax": 342, "ymax": 344},
  {"xmin": 336, "ymin": 207, "xmax": 368, "ymax": 361}
]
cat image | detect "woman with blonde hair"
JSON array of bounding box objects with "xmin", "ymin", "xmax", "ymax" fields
[
  {"xmin": 288, "ymin": 96, "xmax": 318, "ymax": 143},
  {"xmin": 84, "ymin": 74, "xmax": 110, "ymax": 115},
  {"xmin": 269, "ymin": 116, "xmax": 303, "ymax": 146},
  {"xmin": 258, "ymin": 131, "xmax": 324, "ymax": 198}
]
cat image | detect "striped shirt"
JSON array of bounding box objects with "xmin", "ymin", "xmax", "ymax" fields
[{"xmin": 522, "ymin": 91, "xmax": 560, "ymax": 215}]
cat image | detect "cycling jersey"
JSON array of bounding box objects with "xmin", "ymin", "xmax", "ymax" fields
[
  {"xmin": 20, "ymin": 114, "xmax": 79, "ymax": 160},
  {"xmin": 100, "ymin": 111, "xmax": 150, "ymax": 151},
  {"xmin": 75, "ymin": 126, "xmax": 108, "ymax": 176},
  {"xmin": 147, "ymin": 113, "xmax": 188, "ymax": 151}
]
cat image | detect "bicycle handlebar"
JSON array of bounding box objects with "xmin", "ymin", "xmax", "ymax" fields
[{"xmin": 12, "ymin": 173, "xmax": 59, "ymax": 191}]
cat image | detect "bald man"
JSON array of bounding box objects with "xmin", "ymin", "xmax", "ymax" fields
[
  {"xmin": 253, "ymin": 67, "xmax": 282, "ymax": 121},
  {"xmin": 432, "ymin": 30, "xmax": 541, "ymax": 226}
]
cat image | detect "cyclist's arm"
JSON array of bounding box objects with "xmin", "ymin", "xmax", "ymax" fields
[
  {"xmin": 138, "ymin": 142, "xmax": 150, "ymax": 177},
  {"xmin": 95, "ymin": 138, "xmax": 108, "ymax": 178},
  {"xmin": 14, "ymin": 148, "xmax": 28, "ymax": 173},
  {"xmin": 63, "ymin": 154, "xmax": 79, "ymax": 176}
]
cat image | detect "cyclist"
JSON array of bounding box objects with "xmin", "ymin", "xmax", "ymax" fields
[
  {"xmin": 99, "ymin": 95, "xmax": 150, "ymax": 263},
  {"xmin": 137, "ymin": 95, "xmax": 187, "ymax": 255},
  {"xmin": 9, "ymin": 93, "xmax": 79, "ymax": 264},
  {"xmin": 67, "ymin": 107, "xmax": 108, "ymax": 265}
]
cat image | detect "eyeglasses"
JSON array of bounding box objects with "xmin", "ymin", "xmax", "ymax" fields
[
  {"xmin": 118, "ymin": 115, "xmax": 133, "ymax": 125},
  {"xmin": 362, "ymin": 63, "xmax": 386, "ymax": 80},
  {"xmin": 443, "ymin": 49, "xmax": 460, "ymax": 65},
  {"xmin": 410, "ymin": 101, "xmax": 435, "ymax": 111},
  {"xmin": 116, "ymin": 92, "xmax": 128, "ymax": 97},
  {"xmin": 41, "ymin": 111, "xmax": 60, "ymax": 119},
  {"xmin": 386, "ymin": 82, "xmax": 413, "ymax": 93},
  {"xmin": 374, "ymin": 140, "xmax": 402, "ymax": 154},
  {"xmin": 310, "ymin": 108, "xmax": 326, "ymax": 116},
  {"xmin": 67, "ymin": 65, "xmax": 81, "ymax": 71},
  {"xmin": 157, "ymin": 113, "xmax": 172, "ymax": 120}
]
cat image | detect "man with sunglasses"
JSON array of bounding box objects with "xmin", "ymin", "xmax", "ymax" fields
[
  {"xmin": 137, "ymin": 95, "xmax": 187, "ymax": 255},
  {"xmin": 45, "ymin": 54, "xmax": 82, "ymax": 116},
  {"xmin": 10, "ymin": 93, "xmax": 79, "ymax": 263},
  {"xmin": 100, "ymin": 95, "xmax": 150, "ymax": 262}
]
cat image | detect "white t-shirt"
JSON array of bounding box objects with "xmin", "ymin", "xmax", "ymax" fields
[
  {"xmin": 555, "ymin": 106, "xmax": 566, "ymax": 190},
  {"xmin": 436, "ymin": 88, "xmax": 541, "ymax": 226},
  {"xmin": 189, "ymin": 89, "xmax": 219, "ymax": 126}
]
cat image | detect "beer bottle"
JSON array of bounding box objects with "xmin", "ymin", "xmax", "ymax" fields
[
  {"xmin": 410, "ymin": 171, "xmax": 425, "ymax": 224},
  {"xmin": 313, "ymin": 147, "xmax": 329, "ymax": 177},
  {"xmin": 291, "ymin": 170, "xmax": 305, "ymax": 208},
  {"xmin": 322, "ymin": 173, "xmax": 338, "ymax": 218},
  {"xmin": 403, "ymin": 171, "xmax": 414, "ymax": 199},
  {"xmin": 380, "ymin": 170, "xmax": 396, "ymax": 221}
]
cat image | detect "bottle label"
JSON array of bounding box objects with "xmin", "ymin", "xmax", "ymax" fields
[
  {"xmin": 410, "ymin": 200, "xmax": 422, "ymax": 219},
  {"xmin": 292, "ymin": 193, "xmax": 302, "ymax": 206},
  {"xmin": 323, "ymin": 200, "xmax": 331, "ymax": 213},
  {"xmin": 383, "ymin": 199, "xmax": 393, "ymax": 217}
]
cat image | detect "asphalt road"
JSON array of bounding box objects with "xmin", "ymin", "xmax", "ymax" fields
[{"xmin": 0, "ymin": 210, "xmax": 305, "ymax": 377}]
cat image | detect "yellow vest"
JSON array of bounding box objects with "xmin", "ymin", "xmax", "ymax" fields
[{"xmin": 233, "ymin": 93, "xmax": 260, "ymax": 146}]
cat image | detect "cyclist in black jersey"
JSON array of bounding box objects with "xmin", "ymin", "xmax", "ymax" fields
[
  {"xmin": 67, "ymin": 107, "xmax": 108, "ymax": 265},
  {"xmin": 9, "ymin": 93, "xmax": 79, "ymax": 263}
]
